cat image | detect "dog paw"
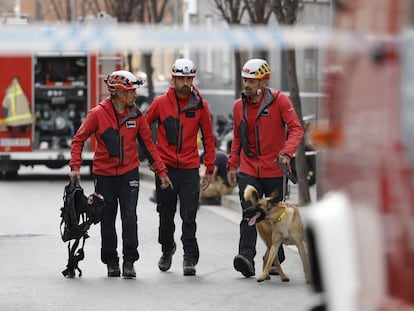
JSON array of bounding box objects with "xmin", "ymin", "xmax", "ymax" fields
[
  {"xmin": 257, "ymin": 274, "xmax": 268, "ymax": 282},
  {"xmin": 281, "ymin": 277, "xmax": 290, "ymax": 282}
]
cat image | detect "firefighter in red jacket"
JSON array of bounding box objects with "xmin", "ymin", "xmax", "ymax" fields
[
  {"xmin": 227, "ymin": 59, "xmax": 304, "ymax": 278},
  {"xmin": 145, "ymin": 58, "xmax": 216, "ymax": 276},
  {"xmin": 69, "ymin": 70, "xmax": 172, "ymax": 279}
]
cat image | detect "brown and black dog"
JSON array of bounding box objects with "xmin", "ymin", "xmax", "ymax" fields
[{"xmin": 243, "ymin": 185, "xmax": 311, "ymax": 283}]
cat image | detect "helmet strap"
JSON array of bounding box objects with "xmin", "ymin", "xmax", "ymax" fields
[
  {"xmin": 118, "ymin": 96, "xmax": 129, "ymax": 105},
  {"xmin": 115, "ymin": 90, "xmax": 130, "ymax": 105},
  {"xmin": 112, "ymin": 95, "xmax": 128, "ymax": 113}
]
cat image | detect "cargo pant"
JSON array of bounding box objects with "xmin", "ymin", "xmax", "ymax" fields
[
  {"xmin": 156, "ymin": 166, "xmax": 200, "ymax": 265},
  {"xmin": 94, "ymin": 168, "xmax": 140, "ymax": 265}
]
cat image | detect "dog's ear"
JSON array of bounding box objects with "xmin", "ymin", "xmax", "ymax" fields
[
  {"xmin": 269, "ymin": 188, "xmax": 283, "ymax": 205},
  {"xmin": 244, "ymin": 185, "xmax": 259, "ymax": 204}
]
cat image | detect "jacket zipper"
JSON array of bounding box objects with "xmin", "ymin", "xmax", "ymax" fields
[
  {"xmin": 176, "ymin": 96, "xmax": 181, "ymax": 168},
  {"xmin": 255, "ymin": 123, "xmax": 260, "ymax": 176},
  {"xmin": 255, "ymin": 123, "xmax": 261, "ymax": 156},
  {"xmin": 120, "ymin": 136, "xmax": 124, "ymax": 166},
  {"xmin": 112, "ymin": 103, "xmax": 122, "ymax": 175},
  {"xmin": 178, "ymin": 125, "xmax": 184, "ymax": 154}
]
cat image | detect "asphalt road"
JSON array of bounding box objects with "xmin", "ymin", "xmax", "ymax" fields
[{"xmin": 0, "ymin": 166, "xmax": 321, "ymax": 311}]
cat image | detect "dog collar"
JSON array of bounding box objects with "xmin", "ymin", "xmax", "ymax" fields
[{"xmin": 277, "ymin": 204, "xmax": 288, "ymax": 222}]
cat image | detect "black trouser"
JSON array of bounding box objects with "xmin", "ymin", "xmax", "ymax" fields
[
  {"xmin": 156, "ymin": 166, "xmax": 200, "ymax": 265},
  {"xmin": 237, "ymin": 172, "xmax": 285, "ymax": 263},
  {"xmin": 94, "ymin": 168, "xmax": 140, "ymax": 265}
]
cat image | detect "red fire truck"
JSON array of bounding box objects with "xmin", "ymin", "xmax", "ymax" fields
[
  {"xmin": 0, "ymin": 52, "xmax": 122, "ymax": 178},
  {"xmin": 306, "ymin": 1, "xmax": 414, "ymax": 310}
]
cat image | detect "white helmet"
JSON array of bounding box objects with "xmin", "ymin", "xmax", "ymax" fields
[
  {"xmin": 241, "ymin": 59, "xmax": 271, "ymax": 80},
  {"xmin": 104, "ymin": 70, "xmax": 144, "ymax": 93},
  {"xmin": 171, "ymin": 58, "xmax": 197, "ymax": 77}
]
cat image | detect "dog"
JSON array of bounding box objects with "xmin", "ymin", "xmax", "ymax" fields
[{"xmin": 243, "ymin": 185, "xmax": 311, "ymax": 283}]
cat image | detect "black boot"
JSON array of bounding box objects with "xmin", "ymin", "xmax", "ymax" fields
[
  {"xmin": 122, "ymin": 261, "xmax": 136, "ymax": 279},
  {"xmin": 183, "ymin": 259, "xmax": 196, "ymax": 276},
  {"xmin": 107, "ymin": 262, "xmax": 120, "ymax": 277},
  {"xmin": 233, "ymin": 254, "xmax": 255, "ymax": 278},
  {"xmin": 158, "ymin": 243, "xmax": 176, "ymax": 272}
]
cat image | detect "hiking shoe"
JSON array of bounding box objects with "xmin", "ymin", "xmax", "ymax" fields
[
  {"xmin": 66, "ymin": 269, "xmax": 75, "ymax": 278},
  {"xmin": 158, "ymin": 243, "xmax": 176, "ymax": 272},
  {"xmin": 107, "ymin": 262, "xmax": 121, "ymax": 277},
  {"xmin": 233, "ymin": 254, "xmax": 255, "ymax": 278},
  {"xmin": 183, "ymin": 259, "xmax": 196, "ymax": 276},
  {"xmin": 122, "ymin": 261, "xmax": 136, "ymax": 279}
]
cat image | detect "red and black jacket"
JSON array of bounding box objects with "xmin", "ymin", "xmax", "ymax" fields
[
  {"xmin": 70, "ymin": 98, "xmax": 167, "ymax": 177},
  {"xmin": 227, "ymin": 88, "xmax": 304, "ymax": 178},
  {"xmin": 145, "ymin": 86, "xmax": 216, "ymax": 173}
]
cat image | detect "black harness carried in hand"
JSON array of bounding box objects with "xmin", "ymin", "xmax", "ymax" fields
[{"xmin": 60, "ymin": 179, "xmax": 104, "ymax": 278}]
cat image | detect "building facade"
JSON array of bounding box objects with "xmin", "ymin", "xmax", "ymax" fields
[{"xmin": 1, "ymin": 0, "xmax": 331, "ymax": 118}]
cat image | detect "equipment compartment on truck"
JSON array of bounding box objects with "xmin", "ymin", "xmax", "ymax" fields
[{"xmin": 0, "ymin": 52, "xmax": 121, "ymax": 178}]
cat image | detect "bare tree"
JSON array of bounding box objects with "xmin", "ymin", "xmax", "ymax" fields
[
  {"xmin": 273, "ymin": 0, "xmax": 311, "ymax": 205},
  {"xmin": 45, "ymin": 0, "xmax": 169, "ymax": 105},
  {"xmin": 87, "ymin": 0, "xmax": 169, "ymax": 102},
  {"xmin": 210, "ymin": 0, "xmax": 277, "ymax": 97},
  {"xmin": 102, "ymin": 0, "xmax": 145, "ymax": 22},
  {"xmin": 46, "ymin": 0, "xmax": 145, "ymax": 70},
  {"xmin": 210, "ymin": 0, "xmax": 246, "ymax": 98},
  {"xmin": 98, "ymin": 0, "xmax": 146, "ymax": 72},
  {"xmin": 243, "ymin": 0, "xmax": 274, "ymax": 23},
  {"xmin": 140, "ymin": 0, "xmax": 169, "ymax": 104},
  {"xmin": 243, "ymin": 0, "xmax": 275, "ymax": 60},
  {"xmin": 44, "ymin": 0, "xmax": 144, "ymax": 22},
  {"xmin": 213, "ymin": 0, "xmax": 245, "ymax": 23}
]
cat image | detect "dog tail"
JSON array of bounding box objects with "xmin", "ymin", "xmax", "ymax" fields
[{"xmin": 244, "ymin": 185, "xmax": 259, "ymax": 203}]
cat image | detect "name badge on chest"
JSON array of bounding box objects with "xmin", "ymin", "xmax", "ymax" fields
[
  {"xmin": 260, "ymin": 109, "xmax": 270, "ymax": 116},
  {"xmin": 126, "ymin": 120, "xmax": 136, "ymax": 128}
]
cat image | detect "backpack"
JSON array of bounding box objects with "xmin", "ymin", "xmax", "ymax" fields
[{"xmin": 60, "ymin": 179, "xmax": 104, "ymax": 278}]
